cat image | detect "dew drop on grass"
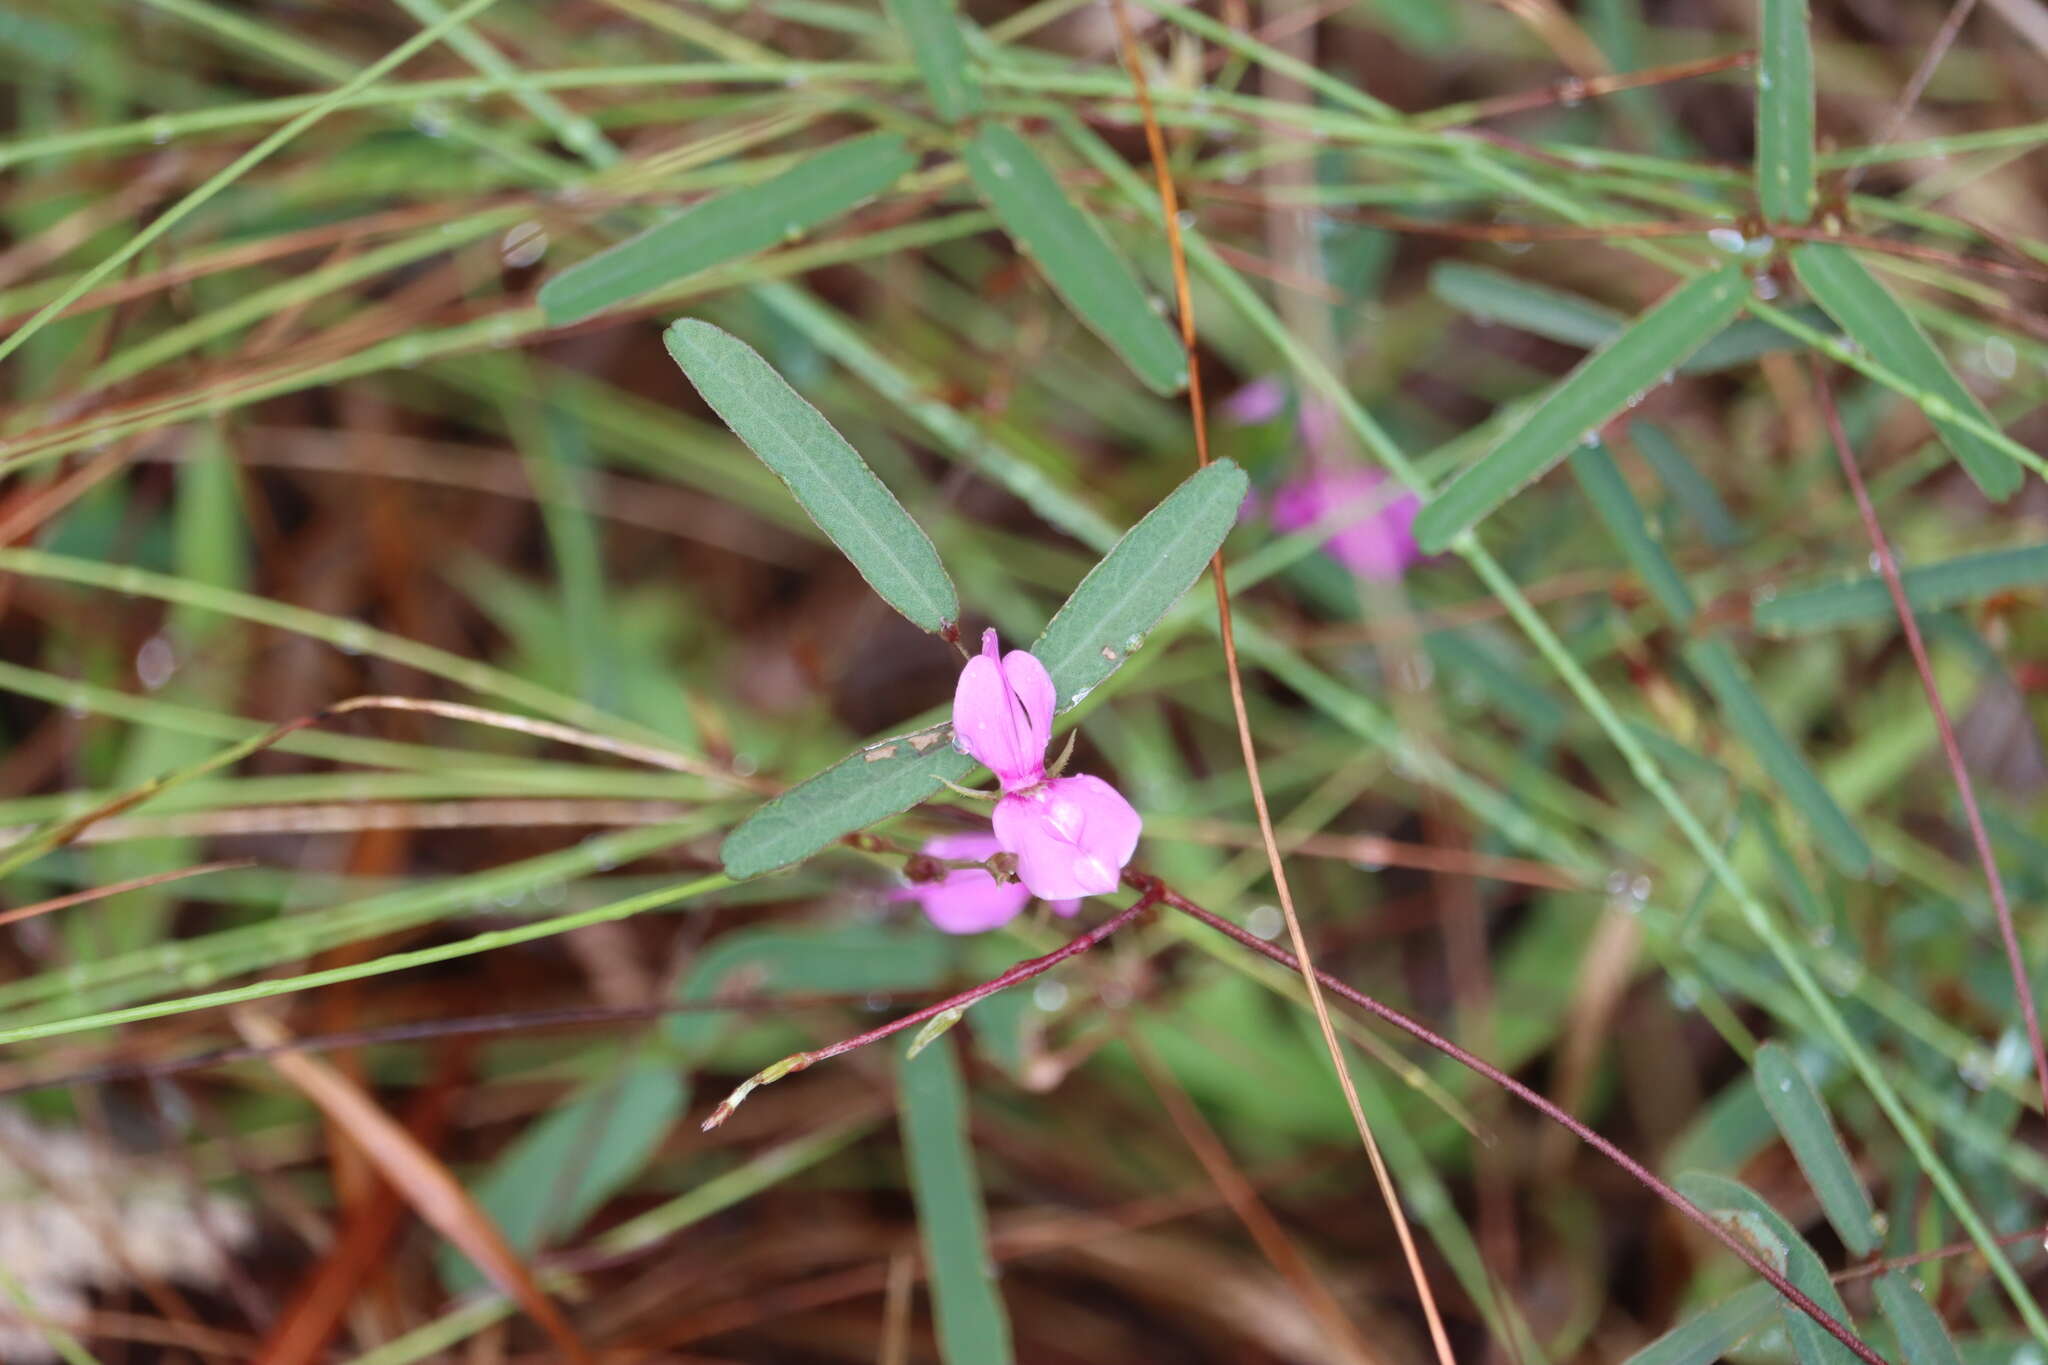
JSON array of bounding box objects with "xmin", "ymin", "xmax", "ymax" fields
[
  {"xmin": 1246, "ymin": 905, "xmax": 1284, "ymax": 940},
  {"xmin": 135, "ymin": 634, "xmax": 176, "ymax": 692},
  {"xmin": 1032, "ymin": 979, "xmax": 1068, "ymax": 1011},
  {"xmin": 1708, "ymin": 227, "xmax": 1747, "ymax": 253},
  {"xmin": 1983, "ymin": 336, "xmax": 2018, "ymax": 379}
]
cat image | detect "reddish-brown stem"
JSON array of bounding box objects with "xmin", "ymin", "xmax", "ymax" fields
[
  {"xmin": 1147, "ymin": 876, "xmax": 1890, "ymax": 1365},
  {"xmin": 1813, "ymin": 368, "xmax": 2048, "ymax": 1120},
  {"xmin": 698, "ymin": 888, "xmax": 1160, "ymax": 1131}
]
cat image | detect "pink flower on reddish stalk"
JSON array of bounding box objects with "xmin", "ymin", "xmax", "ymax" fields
[
  {"xmin": 951, "ymin": 631, "xmax": 1142, "ymax": 902},
  {"xmin": 892, "ymin": 832, "xmax": 1079, "ymax": 934}
]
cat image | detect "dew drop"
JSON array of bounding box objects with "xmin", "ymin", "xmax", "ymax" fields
[
  {"xmin": 1033, "ymin": 979, "xmax": 1069, "ymax": 1011},
  {"xmin": 1708, "ymin": 227, "xmax": 1747, "ymax": 253},
  {"xmin": 1247, "ymin": 905, "xmax": 1284, "ymax": 940},
  {"xmin": 135, "ymin": 634, "xmax": 177, "ymax": 692},
  {"xmin": 1983, "ymin": 336, "xmax": 2018, "ymax": 379},
  {"xmin": 500, "ymin": 221, "xmax": 549, "ymax": 269}
]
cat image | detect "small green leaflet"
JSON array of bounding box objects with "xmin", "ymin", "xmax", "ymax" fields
[
  {"xmin": 1756, "ymin": 0, "xmax": 1815, "ymax": 221},
  {"xmin": 884, "ymin": 0, "xmax": 981, "ymax": 122},
  {"xmin": 1754, "ymin": 1043, "xmax": 1880, "ymax": 1256},
  {"xmin": 539, "ymin": 133, "xmax": 916, "ymax": 324},
  {"xmin": 1753, "ymin": 543, "xmax": 2048, "ymax": 634},
  {"xmin": 1873, "ymin": 1272, "xmax": 1965, "ymax": 1365},
  {"xmin": 964, "ymin": 124, "xmax": 1186, "ymax": 395},
  {"xmin": 1675, "ymin": 1171, "xmax": 1864, "ymax": 1365},
  {"xmin": 1621, "ymin": 1284, "xmax": 1779, "ymax": 1365},
  {"xmin": 718, "ymin": 463, "xmax": 1246, "ymax": 880},
  {"xmin": 1414, "ymin": 266, "xmax": 1748, "ymax": 552},
  {"xmin": 1791, "ymin": 243, "xmax": 2022, "ymax": 501},
  {"xmin": 1032, "ymin": 460, "xmax": 1247, "ymax": 708},
  {"xmin": 665, "ymin": 319, "xmax": 958, "ymax": 633}
]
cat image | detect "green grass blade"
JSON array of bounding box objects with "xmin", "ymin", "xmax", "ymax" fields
[
  {"xmin": 1430, "ymin": 262, "xmax": 1625, "ymax": 349},
  {"xmin": 1622, "ymin": 1283, "xmax": 1779, "ymax": 1365},
  {"xmin": 1754, "ymin": 1043, "xmax": 1881, "ymax": 1257},
  {"xmin": 668, "ymin": 923, "xmax": 949, "ymax": 1051},
  {"xmin": 539, "ymin": 133, "xmax": 916, "ymax": 324},
  {"xmin": 884, "ymin": 0, "xmax": 980, "ymax": 121},
  {"xmin": 1031, "ymin": 460, "xmax": 1246, "ymax": 709},
  {"xmin": 963, "ymin": 124, "xmax": 1185, "ymax": 395},
  {"xmin": 1414, "ymin": 266, "xmax": 1748, "ymax": 552},
  {"xmin": 1569, "ymin": 440, "xmax": 1698, "ymax": 625},
  {"xmin": 720, "ymin": 726, "xmax": 974, "ymax": 879},
  {"xmin": 1675, "ymin": 1171, "xmax": 1861, "ymax": 1365},
  {"xmin": 1753, "ymin": 543, "xmax": 2048, "ymax": 634},
  {"xmin": 1741, "ymin": 793, "xmax": 1829, "ymax": 929},
  {"xmin": 1790, "ymin": 244, "xmax": 2022, "ymax": 501},
  {"xmin": 1756, "ymin": 0, "xmax": 1815, "ymax": 221},
  {"xmin": 898, "ymin": 1034, "xmax": 1015, "ymax": 1365},
  {"xmin": 1627, "ymin": 421, "xmax": 1742, "ymax": 548},
  {"xmin": 665, "ymin": 318, "xmax": 959, "ymax": 633},
  {"xmin": 1873, "ymin": 1271, "xmax": 1965, "ymax": 1365},
  {"xmin": 1682, "ymin": 639, "xmax": 1873, "ymax": 875}
]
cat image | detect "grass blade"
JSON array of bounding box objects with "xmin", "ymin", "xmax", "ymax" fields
[
  {"xmin": 1414, "ymin": 266, "xmax": 1748, "ymax": 552},
  {"xmin": 897, "ymin": 1034, "xmax": 1014, "ymax": 1365},
  {"xmin": 964, "ymin": 124, "xmax": 1185, "ymax": 395},
  {"xmin": 1682, "ymin": 639, "xmax": 1872, "ymax": 875},
  {"xmin": 1569, "ymin": 439, "xmax": 1698, "ymax": 625},
  {"xmin": 1873, "ymin": 1271, "xmax": 1965, "ymax": 1365},
  {"xmin": 1031, "ymin": 460, "xmax": 1247, "ymax": 709},
  {"xmin": 1622, "ymin": 1283, "xmax": 1779, "ymax": 1365},
  {"xmin": 1790, "ymin": 244, "xmax": 2022, "ymax": 501},
  {"xmin": 1430, "ymin": 262, "xmax": 1624, "ymax": 350},
  {"xmin": 1754, "ymin": 1043, "xmax": 1881, "ymax": 1257},
  {"xmin": 1753, "ymin": 543, "xmax": 2048, "ymax": 634},
  {"xmin": 1627, "ymin": 421, "xmax": 1742, "ymax": 548},
  {"xmin": 720, "ymin": 726, "xmax": 974, "ymax": 879},
  {"xmin": 665, "ymin": 319, "xmax": 959, "ymax": 633},
  {"xmin": 1756, "ymin": 0, "xmax": 1815, "ymax": 222},
  {"xmin": 884, "ymin": 0, "xmax": 980, "ymax": 121},
  {"xmin": 539, "ymin": 133, "xmax": 916, "ymax": 324}
]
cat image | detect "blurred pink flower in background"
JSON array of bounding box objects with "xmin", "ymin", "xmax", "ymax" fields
[
  {"xmin": 949, "ymin": 631, "xmax": 1142, "ymax": 904},
  {"xmin": 892, "ymin": 831, "xmax": 1078, "ymax": 934},
  {"xmin": 1228, "ymin": 378, "xmax": 1424, "ymax": 583}
]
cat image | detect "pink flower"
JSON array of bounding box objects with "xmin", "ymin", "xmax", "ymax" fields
[
  {"xmin": 1268, "ymin": 465, "xmax": 1423, "ymax": 583},
  {"xmin": 951, "ymin": 631, "xmax": 1142, "ymax": 903},
  {"xmin": 892, "ymin": 832, "xmax": 1078, "ymax": 934}
]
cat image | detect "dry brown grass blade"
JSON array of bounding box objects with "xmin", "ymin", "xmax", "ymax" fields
[
  {"xmin": 1107, "ymin": 5, "xmax": 1459, "ymax": 1362},
  {"xmin": 230, "ymin": 1010, "xmax": 596, "ymax": 1365}
]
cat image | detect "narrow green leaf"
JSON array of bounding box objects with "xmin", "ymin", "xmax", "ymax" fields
[
  {"xmin": 719, "ymin": 725, "xmax": 973, "ymax": 879},
  {"xmin": 668, "ymin": 923, "xmax": 950, "ymax": 1051},
  {"xmin": 539, "ymin": 133, "xmax": 916, "ymax": 324},
  {"xmin": 964, "ymin": 124, "xmax": 1185, "ymax": 395},
  {"xmin": 1031, "ymin": 460, "xmax": 1246, "ymax": 708},
  {"xmin": 898, "ymin": 1035, "xmax": 1014, "ymax": 1365},
  {"xmin": 439, "ymin": 1055, "xmax": 684, "ymax": 1294},
  {"xmin": 1431, "ymin": 262, "xmax": 1624, "ymax": 350},
  {"xmin": 1415, "ymin": 266, "xmax": 1748, "ymax": 551},
  {"xmin": 1741, "ymin": 792, "xmax": 1829, "ymax": 928},
  {"xmin": 1755, "ymin": 1043, "xmax": 1881, "ymax": 1257},
  {"xmin": 1753, "ymin": 543, "xmax": 2048, "ymax": 634},
  {"xmin": 1682, "ymin": 639, "xmax": 1873, "ymax": 875},
  {"xmin": 1756, "ymin": 0, "xmax": 1815, "ymax": 221},
  {"xmin": 884, "ymin": 0, "xmax": 980, "ymax": 122},
  {"xmin": 1873, "ymin": 1272, "xmax": 1965, "ymax": 1365},
  {"xmin": 1791, "ymin": 244, "xmax": 2021, "ymax": 501},
  {"xmin": 1628, "ymin": 421, "xmax": 1741, "ymax": 548},
  {"xmin": 1675, "ymin": 1171, "xmax": 1861, "ymax": 1365},
  {"xmin": 665, "ymin": 319, "xmax": 958, "ymax": 633},
  {"xmin": 1622, "ymin": 1284, "xmax": 1779, "ymax": 1365},
  {"xmin": 1681, "ymin": 305, "xmax": 1834, "ymax": 373},
  {"xmin": 1569, "ymin": 440, "xmax": 1698, "ymax": 625}
]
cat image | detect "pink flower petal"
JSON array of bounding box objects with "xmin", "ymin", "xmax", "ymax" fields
[
  {"xmin": 952, "ymin": 629, "xmax": 1054, "ymax": 790},
  {"xmin": 891, "ymin": 832, "xmax": 1032, "ymax": 934},
  {"xmin": 1222, "ymin": 376, "xmax": 1287, "ymax": 426},
  {"xmin": 1266, "ymin": 466, "xmax": 1423, "ymax": 583},
  {"xmin": 992, "ymin": 775, "xmax": 1142, "ymax": 901}
]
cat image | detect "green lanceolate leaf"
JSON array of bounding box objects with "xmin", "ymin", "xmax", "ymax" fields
[
  {"xmin": 540, "ymin": 133, "xmax": 916, "ymax": 324},
  {"xmin": 1682, "ymin": 638, "xmax": 1872, "ymax": 876},
  {"xmin": 1032, "ymin": 460, "xmax": 1247, "ymax": 708},
  {"xmin": 1754, "ymin": 1043, "xmax": 1881, "ymax": 1256},
  {"xmin": 1675, "ymin": 1171, "xmax": 1863, "ymax": 1365},
  {"xmin": 666, "ymin": 318, "xmax": 958, "ymax": 633},
  {"xmin": 1414, "ymin": 265, "xmax": 1748, "ymax": 552},
  {"xmin": 1873, "ymin": 1272, "xmax": 1965, "ymax": 1365},
  {"xmin": 1622, "ymin": 1283, "xmax": 1779, "ymax": 1365},
  {"xmin": 719, "ymin": 725, "xmax": 973, "ymax": 879},
  {"xmin": 1569, "ymin": 439, "xmax": 1697, "ymax": 625},
  {"xmin": 1791, "ymin": 243, "xmax": 2022, "ymax": 501},
  {"xmin": 884, "ymin": 0, "xmax": 980, "ymax": 122},
  {"xmin": 1756, "ymin": 0, "xmax": 1815, "ymax": 222},
  {"xmin": 1629, "ymin": 421, "xmax": 1742, "ymax": 548},
  {"xmin": 963, "ymin": 124, "xmax": 1185, "ymax": 395},
  {"xmin": 1753, "ymin": 543, "xmax": 2048, "ymax": 634},
  {"xmin": 1431, "ymin": 262, "xmax": 1625, "ymax": 349},
  {"xmin": 899, "ymin": 1035, "xmax": 1015, "ymax": 1365}
]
